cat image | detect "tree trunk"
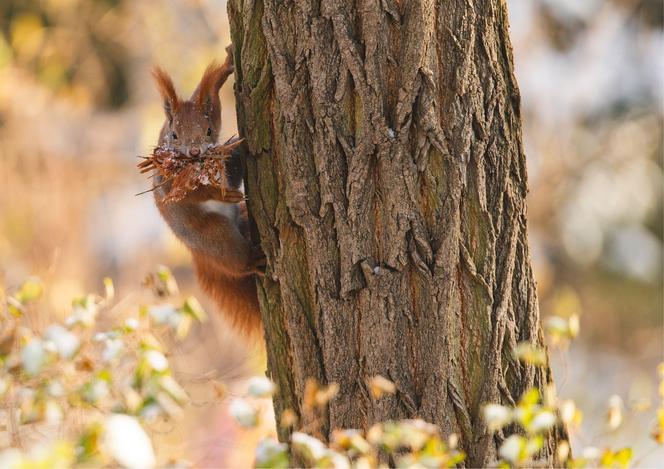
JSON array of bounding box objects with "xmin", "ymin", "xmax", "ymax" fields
[{"xmin": 228, "ymin": 0, "xmax": 562, "ymax": 465}]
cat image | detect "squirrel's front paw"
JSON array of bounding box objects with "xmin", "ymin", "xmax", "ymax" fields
[
  {"xmin": 224, "ymin": 44, "xmax": 235, "ymax": 72},
  {"xmin": 250, "ymin": 246, "xmax": 266, "ymax": 276}
]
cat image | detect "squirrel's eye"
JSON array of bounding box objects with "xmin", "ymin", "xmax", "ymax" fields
[
  {"xmin": 171, "ymin": 131, "xmax": 178, "ymax": 140},
  {"xmin": 206, "ymin": 128, "xmax": 212, "ymax": 137}
]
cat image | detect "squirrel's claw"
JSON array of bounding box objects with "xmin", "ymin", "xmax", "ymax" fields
[{"xmin": 250, "ymin": 246, "xmax": 267, "ymax": 277}]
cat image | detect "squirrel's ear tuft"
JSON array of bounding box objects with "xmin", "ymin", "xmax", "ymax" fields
[
  {"xmin": 152, "ymin": 67, "xmax": 179, "ymax": 121},
  {"xmin": 191, "ymin": 54, "xmax": 234, "ymax": 113}
]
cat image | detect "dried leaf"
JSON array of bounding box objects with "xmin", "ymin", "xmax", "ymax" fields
[
  {"xmin": 138, "ymin": 140, "xmax": 243, "ymax": 204},
  {"xmin": 280, "ymin": 408, "xmax": 298, "ymax": 428},
  {"xmin": 368, "ymin": 375, "xmax": 396, "ymax": 399}
]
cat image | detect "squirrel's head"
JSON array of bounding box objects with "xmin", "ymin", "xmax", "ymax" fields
[{"xmin": 152, "ymin": 62, "xmax": 231, "ymax": 157}]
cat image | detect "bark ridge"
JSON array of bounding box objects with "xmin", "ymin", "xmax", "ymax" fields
[{"xmin": 228, "ymin": 0, "xmax": 562, "ymax": 465}]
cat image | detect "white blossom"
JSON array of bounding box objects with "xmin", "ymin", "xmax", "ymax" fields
[
  {"xmin": 143, "ymin": 350, "xmax": 168, "ymax": 372},
  {"xmin": 292, "ymin": 432, "xmax": 328, "ymax": 461},
  {"xmin": 255, "ymin": 437, "xmax": 288, "ymax": 467},
  {"xmin": 45, "ymin": 325, "xmax": 80, "ymax": 359},
  {"xmin": 148, "ymin": 304, "xmax": 178, "ymax": 324},
  {"xmin": 499, "ymin": 435, "xmax": 525, "ymax": 463},
  {"xmin": 21, "ymin": 339, "xmax": 46, "ymax": 376},
  {"xmin": 482, "ymin": 404, "xmax": 512, "ymax": 431},
  {"xmin": 529, "ymin": 410, "xmax": 557, "ymax": 433},
  {"xmin": 104, "ymin": 414, "xmax": 156, "ymax": 469},
  {"xmin": 229, "ymin": 398, "xmax": 258, "ymax": 428},
  {"xmin": 102, "ymin": 339, "xmax": 124, "ymax": 362},
  {"xmin": 124, "ymin": 318, "xmax": 139, "ymax": 331},
  {"xmin": 247, "ymin": 377, "xmax": 276, "ymax": 398}
]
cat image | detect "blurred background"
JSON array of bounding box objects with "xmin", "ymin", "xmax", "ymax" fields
[{"xmin": 0, "ymin": 0, "xmax": 661, "ymax": 466}]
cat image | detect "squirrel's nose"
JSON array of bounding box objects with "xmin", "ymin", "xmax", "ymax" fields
[{"xmin": 189, "ymin": 147, "xmax": 200, "ymax": 157}]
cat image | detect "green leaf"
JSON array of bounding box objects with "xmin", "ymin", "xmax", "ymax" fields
[
  {"xmin": 76, "ymin": 423, "xmax": 104, "ymax": 465},
  {"xmin": 156, "ymin": 265, "xmax": 178, "ymax": 296},
  {"xmin": 182, "ymin": 296, "xmax": 207, "ymax": 322},
  {"xmin": 255, "ymin": 438, "xmax": 289, "ymax": 469}
]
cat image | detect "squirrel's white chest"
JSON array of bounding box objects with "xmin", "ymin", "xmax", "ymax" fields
[{"xmin": 199, "ymin": 200, "xmax": 236, "ymax": 219}]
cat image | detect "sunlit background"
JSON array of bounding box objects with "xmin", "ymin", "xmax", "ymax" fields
[{"xmin": 0, "ymin": 0, "xmax": 662, "ymax": 466}]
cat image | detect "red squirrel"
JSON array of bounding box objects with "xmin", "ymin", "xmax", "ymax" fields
[{"xmin": 151, "ymin": 50, "xmax": 263, "ymax": 334}]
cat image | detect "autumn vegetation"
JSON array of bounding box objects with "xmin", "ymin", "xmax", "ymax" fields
[
  {"xmin": 1, "ymin": 271, "xmax": 663, "ymax": 467},
  {"xmin": 0, "ymin": 0, "xmax": 661, "ymax": 467}
]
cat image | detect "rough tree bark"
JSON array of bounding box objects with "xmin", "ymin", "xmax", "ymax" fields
[{"xmin": 228, "ymin": 0, "xmax": 563, "ymax": 466}]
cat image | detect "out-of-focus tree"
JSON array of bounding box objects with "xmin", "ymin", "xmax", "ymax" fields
[
  {"xmin": 509, "ymin": 0, "xmax": 663, "ymax": 349},
  {"xmin": 0, "ymin": 0, "xmax": 130, "ymax": 108}
]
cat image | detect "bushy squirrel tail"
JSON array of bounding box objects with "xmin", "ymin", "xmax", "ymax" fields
[{"xmin": 192, "ymin": 257, "xmax": 262, "ymax": 335}]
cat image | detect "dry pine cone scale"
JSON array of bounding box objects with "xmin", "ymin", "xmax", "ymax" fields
[{"xmin": 137, "ymin": 139, "xmax": 243, "ymax": 203}]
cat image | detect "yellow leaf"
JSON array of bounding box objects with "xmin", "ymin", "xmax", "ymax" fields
[
  {"xmin": 183, "ymin": 296, "xmax": 207, "ymax": 322},
  {"xmin": 606, "ymin": 395, "xmax": 623, "ymax": 430},
  {"xmin": 544, "ymin": 383, "xmax": 557, "ymax": 407},
  {"xmin": 568, "ymin": 314, "xmax": 580, "ymax": 338},
  {"xmin": 18, "ymin": 277, "xmax": 44, "ymax": 302},
  {"xmin": 613, "ymin": 448, "xmax": 632, "ymax": 468},
  {"xmin": 368, "ymin": 375, "xmax": 396, "ymax": 399},
  {"xmin": 557, "ymin": 440, "xmax": 570, "ymax": 463},
  {"xmin": 280, "ymin": 408, "xmax": 298, "ymax": 428},
  {"xmin": 520, "ymin": 388, "xmax": 541, "ymax": 407},
  {"xmin": 303, "ymin": 378, "xmax": 319, "ymax": 411},
  {"xmin": 513, "ymin": 343, "xmax": 547, "ymax": 366},
  {"xmin": 315, "ymin": 382, "xmax": 339, "ymax": 407},
  {"xmin": 657, "ymin": 362, "xmax": 664, "ymax": 379},
  {"xmin": 652, "ymin": 407, "xmax": 664, "ymax": 444},
  {"xmin": 102, "ymin": 277, "xmax": 114, "ymax": 302}
]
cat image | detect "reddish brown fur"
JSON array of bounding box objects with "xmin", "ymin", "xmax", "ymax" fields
[
  {"xmin": 192, "ymin": 253, "xmax": 262, "ymax": 335},
  {"xmin": 154, "ymin": 187, "xmax": 263, "ymax": 335},
  {"xmin": 150, "ymin": 49, "xmax": 263, "ymax": 336},
  {"xmin": 191, "ymin": 57, "xmax": 234, "ymax": 108},
  {"xmin": 152, "ymin": 67, "xmax": 180, "ymax": 113}
]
